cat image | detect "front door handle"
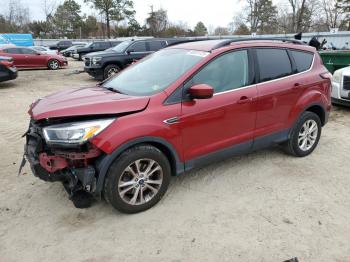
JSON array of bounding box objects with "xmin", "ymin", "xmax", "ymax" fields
[{"xmin": 237, "ymin": 96, "xmax": 251, "ymax": 104}]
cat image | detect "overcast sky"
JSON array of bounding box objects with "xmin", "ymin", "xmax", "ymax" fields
[{"xmin": 1, "ymin": 0, "xmax": 285, "ymax": 29}]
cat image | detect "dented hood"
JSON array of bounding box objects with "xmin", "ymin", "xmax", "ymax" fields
[{"xmin": 29, "ymin": 86, "xmax": 150, "ymax": 120}]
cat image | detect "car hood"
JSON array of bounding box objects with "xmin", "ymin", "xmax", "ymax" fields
[
  {"xmin": 86, "ymin": 50, "xmax": 121, "ymax": 58},
  {"xmin": 29, "ymin": 86, "xmax": 150, "ymax": 120}
]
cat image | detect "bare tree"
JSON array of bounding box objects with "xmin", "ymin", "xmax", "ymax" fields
[{"xmin": 42, "ymin": 0, "xmax": 59, "ymax": 20}]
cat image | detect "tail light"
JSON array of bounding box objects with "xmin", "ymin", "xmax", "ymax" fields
[{"xmin": 320, "ymin": 72, "xmax": 332, "ymax": 80}]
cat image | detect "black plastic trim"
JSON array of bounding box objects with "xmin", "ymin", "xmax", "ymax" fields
[{"xmin": 94, "ymin": 136, "xmax": 184, "ymax": 194}]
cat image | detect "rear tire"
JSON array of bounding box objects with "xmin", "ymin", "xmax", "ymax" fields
[
  {"xmin": 283, "ymin": 111, "xmax": 322, "ymax": 157},
  {"xmin": 103, "ymin": 64, "xmax": 120, "ymax": 80},
  {"xmin": 48, "ymin": 59, "xmax": 60, "ymax": 70},
  {"xmin": 103, "ymin": 145, "xmax": 171, "ymax": 213}
]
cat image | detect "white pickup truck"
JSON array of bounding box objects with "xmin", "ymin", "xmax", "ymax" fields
[{"xmin": 332, "ymin": 67, "xmax": 350, "ymax": 106}]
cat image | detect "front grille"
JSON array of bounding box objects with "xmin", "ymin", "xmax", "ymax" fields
[
  {"xmin": 343, "ymin": 76, "xmax": 350, "ymax": 90},
  {"xmin": 85, "ymin": 57, "xmax": 91, "ymax": 67}
]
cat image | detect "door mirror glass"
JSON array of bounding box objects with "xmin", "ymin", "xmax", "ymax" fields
[{"xmin": 188, "ymin": 84, "xmax": 214, "ymax": 99}]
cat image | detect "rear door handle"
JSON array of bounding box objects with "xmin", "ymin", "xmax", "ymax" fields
[{"xmin": 237, "ymin": 96, "xmax": 251, "ymax": 104}]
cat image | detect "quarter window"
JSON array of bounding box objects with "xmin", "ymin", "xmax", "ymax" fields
[
  {"xmin": 256, "ymin": 48, "xmax": 292, "ymax": 82},
  {"xmin": 191, "ymin": 50, "xmax": 249, "ymax": 93},
  {"xmin": 290, "ymin": 50, "xmax": 314, "ymax": 73}
]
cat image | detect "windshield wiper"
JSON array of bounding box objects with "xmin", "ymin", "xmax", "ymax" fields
[{"xmin": 101, "ymin": 85, "xmax": 124, "ymax": 94}]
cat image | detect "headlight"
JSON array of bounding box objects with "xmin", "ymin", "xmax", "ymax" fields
[
  {"xmin": 43, "ymin": 118, "xmax": 115, "ymax": 144},
  {"xmin": 92, "ymin": 57, "xmax": 102, "ymax": 65},
  {"xmin": 332, "ymin": 69, "xmax": 342, "ymax": 83}
]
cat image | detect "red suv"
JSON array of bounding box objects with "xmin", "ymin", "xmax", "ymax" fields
[{"xmin": 23, "ymin": 39, "xmax": 332, "ymax": 213}]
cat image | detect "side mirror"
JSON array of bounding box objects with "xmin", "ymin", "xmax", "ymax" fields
[
  {"xmin": 127, "ymin": 49, "xmax": 134, "ymax": 55},
  {"xmin": 188, "ymin": 84, "xmax": 214, "ymax": 100}
]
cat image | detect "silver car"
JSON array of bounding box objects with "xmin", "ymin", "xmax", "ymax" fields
[{"xmin": 30, "ymin": 46, "xmax": 58, "ymax": 55}]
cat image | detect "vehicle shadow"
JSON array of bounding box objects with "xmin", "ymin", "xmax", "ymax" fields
[{"xmin": 0, "ymin": 81, "xmax": 16, "ymax": 89}]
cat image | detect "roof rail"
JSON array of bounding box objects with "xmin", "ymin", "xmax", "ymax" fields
[
  {"xmin": 166, "ymin": 38, "xmax": 214, "ymax": 47},
  {"xmin": 211, "ymin": 37, "xmax": 307, "ymax": 50}
]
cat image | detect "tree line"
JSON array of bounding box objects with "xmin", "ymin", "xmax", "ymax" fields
[{"xmin": 0, "ymin": 0, "xmax": 350, "ymax": 39}]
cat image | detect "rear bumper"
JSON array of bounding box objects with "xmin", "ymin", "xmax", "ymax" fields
[{"xmin": 0, "ymin": 67, "xmax": 18, "ymax": 82}]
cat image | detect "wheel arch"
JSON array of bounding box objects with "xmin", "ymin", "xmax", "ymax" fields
[
  {"xmin": 94, "ymin": 136, "xmax": 184, "ymax": 196},
  {"xmin": 304, "ymin": 104, "xmax": 326, "ymax": 126},
  {"xmin": 103, "ymin": 60, "xmax": 123, "ymax": 70}
]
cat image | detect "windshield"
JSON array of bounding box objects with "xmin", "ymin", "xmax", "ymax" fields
[
  {"xmin": 103, "ymin": 49, "xmax": 209, "ymax": 96},
  {"xmin": 112, "ymin": 41, "xmax": 131, "ymax": 53}
]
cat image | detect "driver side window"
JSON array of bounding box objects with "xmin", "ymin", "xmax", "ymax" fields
[{"xmin": 191, "ymin": 50, "xmax": 249, "ymax": 94}]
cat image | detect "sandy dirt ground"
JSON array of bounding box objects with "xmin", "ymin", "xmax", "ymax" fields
[{"xmin": 0, "ymin": 59, "xmax": 349, "ymax": 262}]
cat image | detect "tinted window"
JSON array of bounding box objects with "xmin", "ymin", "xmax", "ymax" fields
[
  {"xmin": 21, "ymin": 48, "xmax": 37, "ymax": 54},
  {"xmin": 4, "ymin": 48, "xmax": 22, "ymax": 54},
  {"xmin": 129, "ymin": 42, "xmax": 147, "ymax": 52},
  {"xmin": 290, "ymin": 50, "xmax": 314, "ymax": 73},
  {"xmin": 110, "ymin": 41, "xmax": 121, "ymax": 47},
  {"xmin": 100, "ymin": 42, "xmax": 110, "ymax": 48},
  {"xmin": 191, "ymin": 50, "xmax": 249, "ymax": 93},
  {"xmin": 148, "ymin": 41, "xmax": 165, "ymax": 51},
  {"xmin": 256, "ymin": 48, "xmax": 292, "ymax": 82}
]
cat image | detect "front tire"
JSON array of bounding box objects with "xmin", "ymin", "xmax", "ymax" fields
[
  {"xmin": 103, "ymin": 64, "xmax": 120, "ymax": 80},
  {"xmin": 103, "ymin": 145, "xmax": 171, "ymax": 213},
  {"xmin": 48, "ymin": 59, "xmax": 60, "ymax": 70},
  {"xmin": 283, "ymin": 111, "xmax": 322, "ymax": 157}
]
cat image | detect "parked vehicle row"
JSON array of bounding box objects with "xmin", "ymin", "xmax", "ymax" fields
[
  {"xmin": 72, "ymin": 40, "xmax": 122, "ymax": 60},
  {"xmin": 84, "ymin": 38, "xmax": 189, "ymax": 80},
  {"xmin": 49, "ymin": 40, "xmax": 87, "ymax": 51},
  {"xmin": 22, "ymin": 39, "xmax": 332, "ymax": 213},
  {"xmin": 30, "ymin": 46, "xmax": 59, "ymax": 55},
  {"xmin": 60, "ymin": 44, "xmax": 86, "ymax": 57},
  {"xmin": 0, "ymin": 47, "xmax": 67, "ymax": 70},
  {"xmin": 0, "ymin": 56, "xmax": 17, "ymax": 83}
]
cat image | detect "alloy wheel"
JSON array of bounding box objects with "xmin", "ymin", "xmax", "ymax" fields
[
  {"xmin": 49, "ymin": 60, "xmax": 59, "ymax": 70},
  {"xmin": 298, "ymin": 119, "xmax": 318, "ymax": 151},
  {"xmin": 118, "ymin": 159, "xmax": 163, "ymax": 205},
  {"xmin": 107, "ymin": 67, "xmax": 118, "ymax": 77}
]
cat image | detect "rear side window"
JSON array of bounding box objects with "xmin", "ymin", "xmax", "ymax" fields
[
  {"xmin": 21, "ymin": 48, "xmax": 37, "ymax": 54},
  {"xmin": 129, "ymin": 42, "xmax": 147, "ymax": 52},
  {"xmin": 148, "ymin": 41, "xmax": 165, "ymax": 51},
  {"xmin": 256, "ymin": 48, "xmax": 292, "ymax": 82},
  {"xmin": 290, "ymin": 50, "xmax": 314, "ymax": 73},
  {"xmin": 100, "ymin": 42, "xmax": 110, "ymax": 49},
  {"xmin": 3, "ymin": 48, "xmax": 22, "ymax": 54}
]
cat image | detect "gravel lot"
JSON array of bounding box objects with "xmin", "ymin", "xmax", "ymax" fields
[{"xmin": 0, "ymin": 59, "xmax": 349, "ymax": 262}]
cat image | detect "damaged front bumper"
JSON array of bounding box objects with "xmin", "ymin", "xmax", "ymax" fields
[{"xmin": 22, "ymin": 120, "xmax": 106, "ymax": 201}]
